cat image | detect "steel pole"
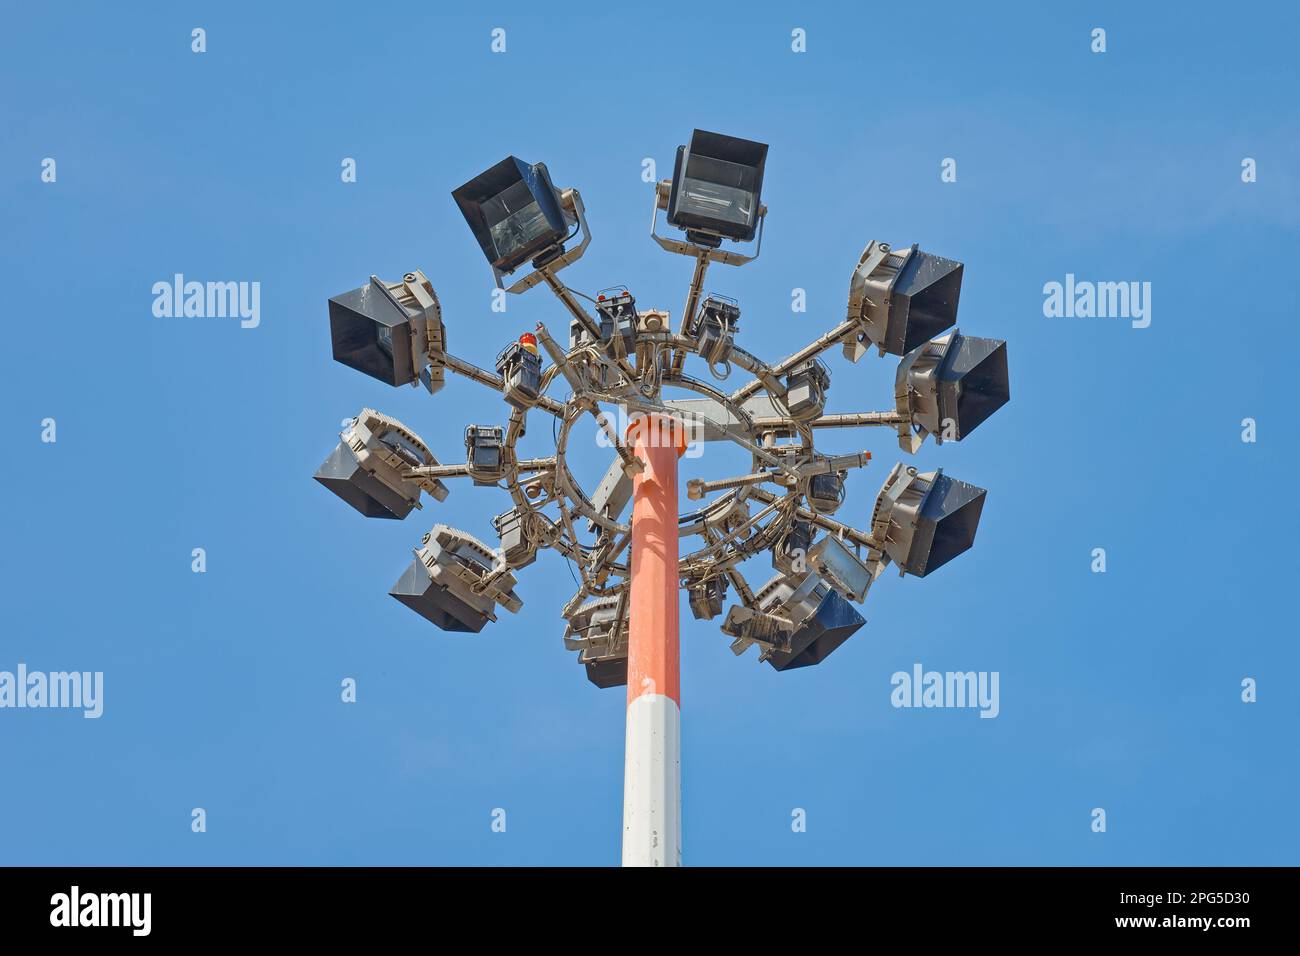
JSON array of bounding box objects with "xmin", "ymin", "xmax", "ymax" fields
[{"xmin": 622, "ymin": 414, "xmax": 684, "ymax": 867}]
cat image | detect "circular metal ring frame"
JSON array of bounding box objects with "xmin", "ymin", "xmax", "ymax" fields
[{"xmin": 499, "ymin": 335, "xmax": 816, "ymax": 590}]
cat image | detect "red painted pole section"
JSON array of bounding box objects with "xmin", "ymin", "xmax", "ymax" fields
[
  {"xmin": 627, "ymin": 415, "xmax": 683, "ymax": 708},
  {"xmin": 622, "ymin": 414, "xmax": 685, "ymax": 867}
]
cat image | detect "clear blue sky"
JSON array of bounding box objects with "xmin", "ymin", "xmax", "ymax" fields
[{"xmin": 1, "ymin": 1, "xmax": 1296, "ymax": 866}]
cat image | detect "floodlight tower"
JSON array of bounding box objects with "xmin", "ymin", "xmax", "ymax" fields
[{"xmin": 314, "ymin": 130, "xmax": 1012, "ymax": 867}]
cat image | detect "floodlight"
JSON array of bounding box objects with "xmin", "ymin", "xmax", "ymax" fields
[
  {"xmin": 783, "ymin": 359, "xmax": 831, "ymax": 421},
  {"xmin": 313, "ymin": 409, "xmax": 449, "ymax": 520},
  {"xmin": 749, "ymin": 573, "xmax": 866, "ymax": 671},
  {"xmin": 465, "ymin": 425, "xmax": 505, "ymax": 485},
  {"xmin": 329, "ymin": 271, "xmax": 446, "ymax": 390},
  {"xmin": 765, "ymin": 588, "xmax": 864, "ymax": 671},
  {"xmin": 562, "ymin": 596, "xmax": 628, "ymax": 688},
  {"xmin": 895, "ymin": 329, "xmax": 1009, "ymax": 449},
  {"xmin": 806, "ymin": 534, "xmax": 879, "ymax": 603},
  {"xmin": 667, "ymin": 130, "xmax": 768, "ymax": 245},
  {"xmin": 495, "ymin": 333, "xmax": 543, "ymax": 410},
  {"xmin": 846, "ymin": 241, "xmax": 963, "ymax": 357},
  {"xmin": 390, "ymin": 524, "xmax": 522, "ymax": 632},
  {"xmin": 870, "ymin": 463, "xmax": 986, "ymax": 577},
  {"xmin": 453, "ymin": 157, "xmax": 570, "ymax": 275},
  {"xmin": 687, "ymin": 577, "xmax": 727, "ymax": 621}
]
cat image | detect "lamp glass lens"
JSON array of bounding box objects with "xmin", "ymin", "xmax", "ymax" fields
[
  {"xmin": 483, "ymin": 180, "xmax": 552, "ymax": 261},
  {"xmin": 680, "ymin": 155, "xmax": 757, "ymax": 226},
  {"xmin": 375, "ymin": 323, "xmax": 394, "ymax": 358}
]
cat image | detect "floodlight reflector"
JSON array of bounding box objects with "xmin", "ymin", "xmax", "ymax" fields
[
  {"xmin": 766, "ymin": 590, "xmax": 865, "ymax": 671},
  {"xmin": 390, "ymin": 559, "xmax": 489, "ymax": 632},
  {"xmin": 896, "ymin": 330, "xmax": 1010, "ymax": 445},
  {"xmin": 807, "ymin": 534, "xmax": 877, "ymax": 603},
  {"xmin": 313, "ymin": 409, "xmax": 448, "ymax": 520},
  {"xmin": 585, "ymin": 658, "xmax": 629, "ymax": 689},
  {"xmin": 452, "ymin": 157, "xmax": 569, "ymax": 275},
  {"xmin": 752, "ymin": 573, "xmax": 866, "ymax": 671},
  {"xmin": 328, "ymin": 272, "xmax": 444, "ymax": 389},
  {"xmin": 667, "ymin": 130, "xmax": 768, "ymax": 244},
  {"xmin": 314, "ymin": 441, "xmax": 413, "ymax": 519},
  {"xmin": 870, "ymin": 463, "xmax": 986, "ymax": 577},
  {"xmin": 562, "ymin": 595, "xmax": 629, "ymax": 689},
  {"xmin": 390, "ymin": 524, "xmax": 522, "ymax": 632},
  {"xmin": 848, "ymin": 241, "xmax": 964, "ymax": 356},
  {"xmin": 937, "ymin": 333, "xmax": 1009, "ymax": 439},
  {"xmin": 687, "ymin": 578, "xmax": 727, "ymax": 621}
]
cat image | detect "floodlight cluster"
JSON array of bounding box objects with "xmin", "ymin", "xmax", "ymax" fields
[{"xmin": 315, "ymin": 130, "xmax": 1012, "ymax": 687}]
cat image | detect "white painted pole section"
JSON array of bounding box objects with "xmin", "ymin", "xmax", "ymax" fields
[{"xmin": 621, "ymin": 692, "xmax": 681, "ymax": 867}]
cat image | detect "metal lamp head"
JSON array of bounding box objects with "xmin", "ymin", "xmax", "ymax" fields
[
  {"xmin": 896, "ymin": 329, "xmax": 1010, "ymax": 446},
  {"xmin": 390, "ymin": 524, "xmax": 522, "ymax": 632},
  {"xmin": 754, "ymin": 573, "xmax": 867, "ymax": 671},
  {"xmin": 562, "ymin": 595, "xmax": 629, "ymax": 688},
  {"xmin": 314, "ymin": 440, "xmax": 415, "ymax": 520},
  {"xmin": 313, "ymin": 409, "xmax": 447, "ymax": 520},
  {"xmin": 329, "ymin": 272, "xmax": 443, "ymax": 389},
  {"xmin": 667, "ymin": 129, "xmax": 768, "ymax": 245},
  {"xmin": 848, "ymin": 241, "xmax": 964, "ymax": 357},
  {"xmin": 870, "ymin": 463, "xmax": 986, "ymax": 577},
  {"xmin": 687, "ymin": 577, "xmax": 727, "ymax": 621},
  {"xmin": 452, "ymin": 157, "xmax": 569, "ymax": 275}
]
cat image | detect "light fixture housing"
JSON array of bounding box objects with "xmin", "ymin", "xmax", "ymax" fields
[
  {"xmin": 846, "ymin": 241, "xmax": 964, "ymax": 357},
  {"xmin": 870, "ymin": 463, "xmax": 986, "ymax": 577},
  {"xmin": 687, "ymin": 577, "xmax": 727, "ymax": 621},
  {"xmin": 562, "ymin": 595, "xmax": 629, "ymax": 688},
  {"xmin": 806, "ymin": 534, "xmax": 879, "ymax": 603},
  {"xmin": 896, "ymin": 329, "xmax": 1009, "ymax": 449},
  {"xmin": 667, "ymin": 130, "xmax": 768, "ymax": 245},
  {"xmin": 752, "ymin": 573, "xmax": 867, "ymax": 671},
  {"xmin": 328, "ymin": 272, "xmax": 445, "ymax": 389},
  {"xmin": 390, "ymin": 524, "xmax": 522, "ymax": 632},
  {"xmin": 313, "ymin": 409, "xmax": 448, "ymax": 520},
  {"xmin": 452, "ymin": 157, "xmax": 569, "ymax": 275}
]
